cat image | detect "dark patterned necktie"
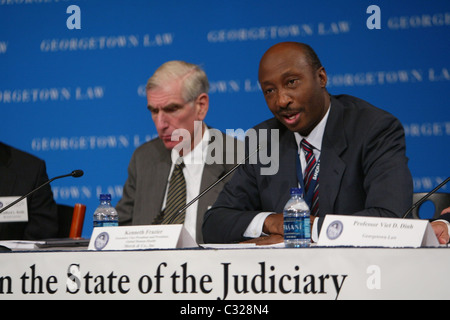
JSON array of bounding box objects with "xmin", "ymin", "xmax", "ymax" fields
[
  {"xmin": 160, "ymin": 158, "xmax": 186, "ymax": 224},
  {"xmin": 301, "ymin": 139, "xmax": 319, "ymax": 216}
]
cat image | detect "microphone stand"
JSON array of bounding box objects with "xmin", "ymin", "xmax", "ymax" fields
[
  {"xmin": 0, "ymin": 170, "xmax": 83, "ymax": 215},
  {"xmin": 402, "ymin": 177, "xmax": 450, "ymax": 219},
  {"xmin": 176, "ymin": 146, "xmax": 261, "ymax": 215}
]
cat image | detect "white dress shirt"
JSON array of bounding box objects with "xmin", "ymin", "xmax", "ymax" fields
[
  {"xmin": 244, "ymin": 105, "xmax": 331, "ymax": 241},
  {"xmin": 161, "ymin": 128, "xmax": 210, "ymax": 241}
]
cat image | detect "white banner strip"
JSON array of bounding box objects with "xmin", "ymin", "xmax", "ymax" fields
[{"xmin": 0, "ymin": 247, "xmax": 449, "ymax": 300}]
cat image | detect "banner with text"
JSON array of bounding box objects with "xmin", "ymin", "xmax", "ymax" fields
[{"xmin": 1, "ymin": 0, "xmax": 449, "ymax": 237}]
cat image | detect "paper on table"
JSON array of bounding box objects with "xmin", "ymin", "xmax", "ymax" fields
[
  {"xmin": 201, "ymin": 242, "xmax": 285, "ymax": 249},
  {"xmin": 0, "ymin": 240, "xmax": 45, "ymax": 250}
]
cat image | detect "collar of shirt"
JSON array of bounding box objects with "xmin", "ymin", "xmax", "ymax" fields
[
  {"xmin": 294, "ymin": 103, "xmax": 331, "ymax": 154},
  {"xmin": 294, "ymin": 104, "xmax": 331, "ymax": 177},
  {"xmin": 170, "ymin": 127, "xmax": 210, "ymax": 168}
]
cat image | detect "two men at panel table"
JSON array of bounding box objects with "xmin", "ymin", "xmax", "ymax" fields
[{"xmin": 116, "ymin": 43, "xmax": 450, "ymax": 245}]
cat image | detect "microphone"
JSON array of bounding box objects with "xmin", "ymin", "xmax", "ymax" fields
[
  {"xmin": 0, "ymin": 169, "xmax": 84, "ymax": 215},
  {"xmin": 176, "ymin": 146, "xmax": 261, "ymax": 215},
  {"xmin": 71, "ymin": 170, "xmax": 84, "ymax": 178},
  {"xmin": 402, "ymin": 176, "xmax": 450, "ymax": 219}
]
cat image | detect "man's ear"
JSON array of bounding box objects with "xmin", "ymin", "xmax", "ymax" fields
[
  {"xmin": 195, "ymin": 93, "xmax": 209, "ymax": 121},
  {"xmin": 317, "ymin": 66, "xmax": 327, "ymax": 88}
]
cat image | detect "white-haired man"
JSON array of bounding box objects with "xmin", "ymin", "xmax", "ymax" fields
[{"xmin": 116, "ymin": 61, "xmax": 240, "ymax": 243}]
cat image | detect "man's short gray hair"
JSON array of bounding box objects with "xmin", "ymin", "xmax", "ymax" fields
[{"xmin": 146, "ymin": 60, "xmax": 210, "ymax": 103}]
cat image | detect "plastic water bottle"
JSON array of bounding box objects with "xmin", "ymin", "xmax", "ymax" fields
[
  {"xmin": 283, "ymin": 187, "xmax": 311, "ymax": 248},
  {"xmin": 93, "ymin": 194, "xmax": 118, "ymax": 228}
]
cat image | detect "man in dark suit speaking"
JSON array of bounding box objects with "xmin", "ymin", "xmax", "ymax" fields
[{"xmin": 203, "ymin": 42, "xmax": 416, "ymax": 244}]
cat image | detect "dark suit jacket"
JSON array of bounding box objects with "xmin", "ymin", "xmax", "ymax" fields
[
  {"xmin": 436, "ymin": 213, "xmax": 450, "ymax": 223},
  {"xmin": 203, "ymin": 95, "xmax": 413, "ymax": 243},
  {"xmin": 116, "ymin": 130, "xmax": 241, "ymax": 244},
  {"xmin": 0, "ymin": 142, "xmax": 58, "ymax": 240}
]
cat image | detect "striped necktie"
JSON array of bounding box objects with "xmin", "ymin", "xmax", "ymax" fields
[
  {"xmin": 301, "ymin": 139, "xmax": 319, "ymax": 216},
  {"xmin": 160, "ymin": 158, "xmax": 187, "ymax": 225}
]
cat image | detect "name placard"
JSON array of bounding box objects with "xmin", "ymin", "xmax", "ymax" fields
[
  {"xmin": 88, "ymin": 225, "xmax": 198, "ymax": 251},
  {"xmin": 318, "ymin": 215, "xmax": 439, "ymax": 248},
  {"xmin": 0, "ymin": 197, "xmax": 28, "ymax": 223}
]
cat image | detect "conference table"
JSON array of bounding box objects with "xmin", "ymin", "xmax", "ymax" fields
[{"xmin": 0, "ymin": 244, "xmax": 449, "ymax": 301}]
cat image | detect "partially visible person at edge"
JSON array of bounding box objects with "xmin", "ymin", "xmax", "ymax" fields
[
  {"xmin": 0, "ymin": 142, "xmax": 58, "ymax": 240},
  {"xmin": 433, "ymin": 207, "xmax": 450, "ymax": 244}
]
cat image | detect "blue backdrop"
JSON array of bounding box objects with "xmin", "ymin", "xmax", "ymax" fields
[{"xmin": 1, "ymin": 0, "xmax": 449, "ymax": 238}]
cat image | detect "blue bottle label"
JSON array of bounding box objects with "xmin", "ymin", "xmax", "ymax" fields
[
  {"xmin": 284, "ymin": 216, "xmax": 311, "ymax": 240},
  {"xmin": 93, "ymin": 221, "xmax": 118, "ymax": 228}
]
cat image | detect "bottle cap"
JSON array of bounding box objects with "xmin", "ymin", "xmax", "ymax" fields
[
  {"xmin": 290, "ymin": 187, "xmax": 302, "ymax": 195},
  {"xmin": 99, "ymin": 194, "xmax": 112, "ymax": 201}
]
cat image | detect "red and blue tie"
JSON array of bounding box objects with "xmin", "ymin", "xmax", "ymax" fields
[{"xmin": 301, "ymin": 139, "xmax": 319, "ymax": 216}]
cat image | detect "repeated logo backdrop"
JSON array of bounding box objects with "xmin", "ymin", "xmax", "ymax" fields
[{"xmin": 1, "ymin": 0, "xmax": 449, "ymax": 238}]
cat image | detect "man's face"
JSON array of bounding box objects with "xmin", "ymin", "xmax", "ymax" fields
[
  {"xmin": 258, "ymin": 45, "xmax": 329, "ymax": 136},
  {"xmin": 147, "ymin": 80, "xmax": 207, "ymax": 151}
]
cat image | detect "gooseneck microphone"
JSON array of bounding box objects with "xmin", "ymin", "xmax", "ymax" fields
[
  {"xmin": 0, "ymin": 170, "xmax": 84, "ymax": 214},
  {"xmin": 176, "ymin": 146, "xmax": 261, "ymax": 216},
  {"xmin": 402, "ymin": 176, "xmax": 450, "ymax": 219},
  {"xmin": 71, "ymin": 170, "xmax": 84, "ymax": 178}
]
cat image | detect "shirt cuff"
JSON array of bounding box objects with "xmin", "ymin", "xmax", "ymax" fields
[
  {"xmin": 244, "ymin": 212, "xmax": 275, "ymax": 238},
  {"xmin": 244, "ymin": 213, "xmax": 320, "ymax": 243},
  {"xmin": 312, "ymin": 217, "xmax": 320, "ymax": 243}
]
